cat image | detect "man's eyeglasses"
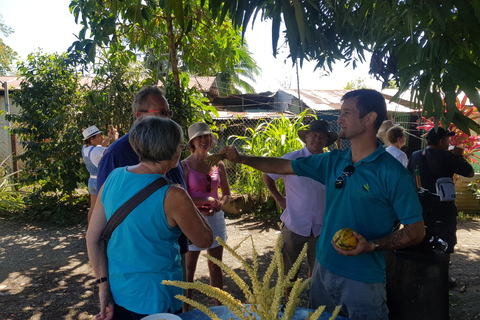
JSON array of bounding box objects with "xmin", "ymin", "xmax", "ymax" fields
[
  {"xmin": 179, "ymin": 143, "xmax": 186, "ymax": 152},
  {"xmin": 138, "ymin": 110, "xmax": 173, "ymax": 118},
  {"xmin": 206, "ymin": 175, "xmax": 212, "ymax": 193},
  {"xmin": 335, "ymin": 165, "xmax": 355, "ymax": 189}
]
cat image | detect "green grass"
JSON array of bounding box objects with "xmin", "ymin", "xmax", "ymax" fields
[{"xmin": 457, "ymin": 211, "xmax": 480, "ymax": 222}]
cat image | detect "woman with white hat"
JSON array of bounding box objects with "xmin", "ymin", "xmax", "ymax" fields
[
  {"xmin": 82, "ymin": 125, "xmax": 118, "ymax": 223},
  {"xmin": 181, "ymin": 122, "xmax": 231, "ymax": 310}
]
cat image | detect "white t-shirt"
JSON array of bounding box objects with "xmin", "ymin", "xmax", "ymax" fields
[
  {"xmin": 267, "ymin": 146, "xmax": 325, "ymax": 237},
  {"xmin": 386, "ymin": 145, "xmax": 408, "ymax": 167},
  {"xmin": 82, "ymin": 145, "xmax": 107, "ymax": 167}
]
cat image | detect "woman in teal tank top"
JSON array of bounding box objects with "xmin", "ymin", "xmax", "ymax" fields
[{"xmin": 86, "ymin": 117, "xmax": 213, "ymax": 320}]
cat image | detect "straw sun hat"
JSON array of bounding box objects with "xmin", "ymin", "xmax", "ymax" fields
[{"xmin": 187, "ymin": 122, "xmax": 218, "ymax": 151}]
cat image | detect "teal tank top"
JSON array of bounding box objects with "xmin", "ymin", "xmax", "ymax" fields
[{"xmin": 101, "ymin": 167, "xmax": 183, "ymax": 314}]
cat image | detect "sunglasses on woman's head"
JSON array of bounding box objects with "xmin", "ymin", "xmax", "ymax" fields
[{"xmin": 335, "ymin": 165, "xmax": 355, "ymax": 189}]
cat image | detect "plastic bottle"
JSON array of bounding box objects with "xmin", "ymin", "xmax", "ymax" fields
[{"xmin": 415, "ymin": 165, "xmax": 421, "ymax": 189}]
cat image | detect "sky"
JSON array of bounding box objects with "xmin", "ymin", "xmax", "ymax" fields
[{"xmin": 0, "ymin": 0, "xmax": 382, "ymax": 92}]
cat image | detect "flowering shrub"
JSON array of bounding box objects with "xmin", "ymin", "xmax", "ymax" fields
[{"xmin": 417, "ymin": 95, "xmax": 480, "ymax": 164}]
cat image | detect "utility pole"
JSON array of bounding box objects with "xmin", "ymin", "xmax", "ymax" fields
[{"xmin": 296, "ymin": 59, "xmax": 301, "ymax": 101}]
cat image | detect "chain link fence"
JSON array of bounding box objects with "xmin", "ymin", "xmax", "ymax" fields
[{"xmin": 208, "ymin": 112, "xmax": 422, "ymax": 186}]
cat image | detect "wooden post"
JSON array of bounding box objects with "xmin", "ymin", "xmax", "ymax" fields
[{"xmin": 10, "ymin": 133, "xmax": 18, "ymax": 179}]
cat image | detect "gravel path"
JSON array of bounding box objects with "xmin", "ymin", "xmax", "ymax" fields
[{"xmin": 0, "ymin": 215, "xmax": 479, "ymax": 320}]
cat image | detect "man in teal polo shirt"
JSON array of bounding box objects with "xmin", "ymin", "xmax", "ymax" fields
[{"xmin": 219, "ymin": 89, "xmax": 425, "ymax": 320}]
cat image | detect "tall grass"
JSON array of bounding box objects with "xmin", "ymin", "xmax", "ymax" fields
[
  {"xmin": 227, "ymin": 111, "xmax": 311, "ymax": 212},
  {"xmin": 0, "ymin": 155, "xmax": 25, "ymax": 212}
]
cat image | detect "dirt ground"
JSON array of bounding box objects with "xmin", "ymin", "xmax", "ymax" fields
[{"xmin": 0, "ymin": 214, "xmax": 479, "ymax": 320}]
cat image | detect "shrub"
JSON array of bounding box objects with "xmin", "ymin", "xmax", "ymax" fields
[{"xmin": 0, "ymin": 155, "xmax": 25, "ymax": 213}]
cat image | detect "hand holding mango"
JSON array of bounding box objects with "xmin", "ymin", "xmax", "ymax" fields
[{"xmin": 332, "ymin": 228, "xmax": 359, "ymax": 251}]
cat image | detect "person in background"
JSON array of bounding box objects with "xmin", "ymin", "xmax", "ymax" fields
[
  {"xmin": 87, "ymin": 117, "xmax": 213, "ymax": 320},
  {"xmin": 262, "ymin": 120, "xmax": 337, "ymax": 301},
  {"xmin": 385, "ymin": 125, "xmax": 408, "ymax": 167},
  {"xmin": 97, "ymin": 86, "xmax": 184, "ymax": 190},
  {"xmin": 181, "ymin": 122, "xmax": 231, "ymax": 311},
  {"xmin": 407, "ymin": 127, "xmax": 474, "ymax": 287},
  {"xmin": 96, "ymin": 86, "xmax": 189, "ymax": 284},
  {"xmin": 219, "ymin": 89, "xmax": 425, "ymax": 320},
  {"xmin": 376, "ymin": 119, "xmax": 397, "ymax": 146},
  {"xmin": 82, "ymin": 125, "xmax": 118, "ymax": 223}
]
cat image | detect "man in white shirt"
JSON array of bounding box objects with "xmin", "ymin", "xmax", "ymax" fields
[
  {"xmin": 386, "ymin": 125, "xmax": 408, "ymax": 167},
  {"xmin": 262, "ymin": 120, "xmax": 338, "ymax": 300}
]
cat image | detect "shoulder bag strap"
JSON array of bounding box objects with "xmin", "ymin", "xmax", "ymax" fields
[{"xmin": 102, "ymin": 176, "xmax": 171, "ymax": 241}]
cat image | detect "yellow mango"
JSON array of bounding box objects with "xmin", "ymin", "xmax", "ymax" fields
[{"xmin": 332, "ymin": 228, "xmax": 358, "ymax": 251}]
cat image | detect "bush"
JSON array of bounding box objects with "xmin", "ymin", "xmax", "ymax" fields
[
  {"xmin": 14, "ymin": 193, "xmax": 89, "ymax": 226},
  {"xmin": 6, "ymin": 52, "xmax": 87, "ymax": 203},
  {"xmin": 0, "ymin": 155, "xmax": 25, "ymax": 213}
]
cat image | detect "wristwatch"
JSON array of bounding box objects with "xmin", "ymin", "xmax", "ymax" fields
[
  {"xmin": 96, "ymin": 277, "xmax": 108, "ymax": 284},
  {"xmin": 371, "ymin": 240, "xmax": 380, "ymax": 251}
]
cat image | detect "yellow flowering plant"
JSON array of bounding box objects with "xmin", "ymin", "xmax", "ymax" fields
[{"xmin": 163, "ymin": 235, "xmax": 341, "ymax": 320}]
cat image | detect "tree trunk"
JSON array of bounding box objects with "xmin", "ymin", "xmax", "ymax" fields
[{"xmin": 165, "ymin": 14, "xmax": 181, "ymax": 93}]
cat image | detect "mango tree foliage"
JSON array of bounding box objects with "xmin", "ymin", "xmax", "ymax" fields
[
  {"xmin": 68, "ymin": 0, "xmax": 258, "ymax": 98},
  {"xmin": 212, "ymin": 0, "xmax": 480, "ymax": 134},
  {"xmin": 0, "ymin": 14, "xmax": 18, "ymax": 75},
  {"xmin": 81, "ymin": 51, "xmax": 150, "ymax": 135},
  {"xmin": 6, "ymin": 52, "xmax": 86, "ymax": 202}
]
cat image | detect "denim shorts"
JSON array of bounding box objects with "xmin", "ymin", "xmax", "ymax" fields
[
  {"xmin": 309, "ymin": 261, "xmax": 388, "ymax": 320},
  {"xmin": 88, "ymin": 177, "xmax": 98, "ymax": 195}
]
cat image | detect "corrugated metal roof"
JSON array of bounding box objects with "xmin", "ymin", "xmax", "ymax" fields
[
  {"xmin": 280, "ymin": 89, "xmax": 418, "ymax": 113},
  {"xmin": 1, "ymin": 76, "xmax": 95, "ymax": 91},
  {"xmin": 188, "ymin": 76, "xmax": 217, "ymax": 91},
  {"xmin": 213, "ymin": 110, "xmax": 296, "ymax": 120},
  {"xmin": 0, "ymin": 76, "xmax": 22, "ymax": 91}
]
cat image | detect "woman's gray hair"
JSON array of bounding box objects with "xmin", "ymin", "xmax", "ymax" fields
[
  {"xmin": 131, "ymin": 85, "xmax": 165, "ymax": 115},
  {"xmin": 129, "ymin": 117, "xmax": 184, "ymax": 162}
]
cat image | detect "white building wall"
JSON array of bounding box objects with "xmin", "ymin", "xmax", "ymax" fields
[{"xmin": 1, "ymin": 95, "xmax": 22, "ymax": 171}]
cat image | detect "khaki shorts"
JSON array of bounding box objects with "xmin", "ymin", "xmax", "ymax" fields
[{"xmin": 281, "ymin": 224, "xmax": 319, "ymax": 277}]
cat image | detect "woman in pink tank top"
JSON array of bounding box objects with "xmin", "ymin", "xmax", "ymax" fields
[{"xmin": 181, "ymin": 122, "xmax": 231, "ymax": 311}]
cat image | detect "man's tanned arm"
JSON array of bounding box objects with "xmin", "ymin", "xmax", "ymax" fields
[
  {"xmin": 220, "ymin": 145, "xmax": 295, "ymax": 175},
  {"xmin": 334, "ymin": 220, "xmax": 425, "ymax": 256}
]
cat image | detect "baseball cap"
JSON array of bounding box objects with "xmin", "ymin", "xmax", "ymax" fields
[{"xmin": 426, "ymin": 127, "xmax": 455, "ymax": 143}]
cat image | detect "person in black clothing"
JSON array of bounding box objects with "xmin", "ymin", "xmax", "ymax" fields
[{"xmin": 407, "ymin": 127, "xmax": 474, "ymax": 286}]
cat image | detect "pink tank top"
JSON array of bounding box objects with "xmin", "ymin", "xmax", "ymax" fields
[{"xmin": 182, "ymin": 161, "xmax": 221, "ymax": 198}]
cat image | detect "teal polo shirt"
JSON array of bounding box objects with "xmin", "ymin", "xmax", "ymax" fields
[{"xmin": 291, "ymin": 143, "xmax": 422, "ymax": 283}]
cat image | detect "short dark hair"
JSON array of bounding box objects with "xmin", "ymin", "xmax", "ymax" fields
[
  {"xmin": 131, "ymin": 85, "xmax": 166, "ymax": 116},
  {"xmin": 83, "ymin": 133, "xmax": 100, "ymax": 145},
  {"xmin": 129, "ymin": 117, "xmax": 183, "ymax": 162},
  {"xmin": 341, "ymin": 89, "xmax": 387, "ymax": 131},
  {"xmin": 387, "ymin": 126, "xmax": 405, "ymax": 144}
]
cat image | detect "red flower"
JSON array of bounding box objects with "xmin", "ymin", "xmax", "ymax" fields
[{"xmin": 416, "ymin": 95, "xmax": 480, "ymax": 164}]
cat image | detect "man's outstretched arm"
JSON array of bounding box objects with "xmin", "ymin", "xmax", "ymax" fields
[{"xmin": 219, "ymin": 145, "xmax": 295, "ymax": 175}]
